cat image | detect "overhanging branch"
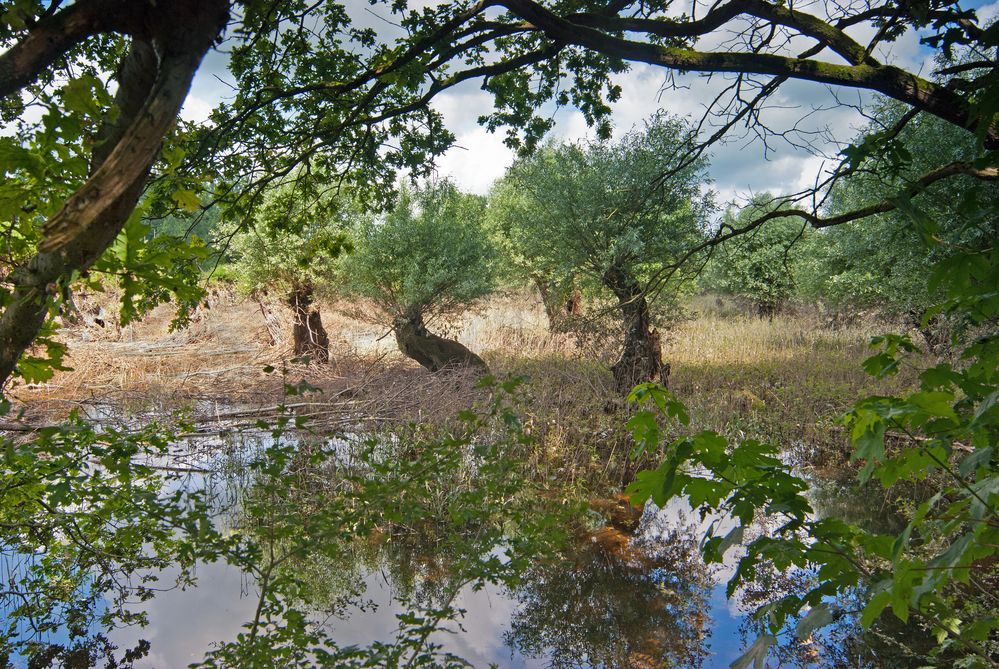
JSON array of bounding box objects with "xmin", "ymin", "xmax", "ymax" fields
[
  {"xmin": 0, "ymin": 0, "xmax": 153, "ymax": 99},
  {"xmin": 492, "ymin": 0, "xmax": 996, "ymax": 146},
  {"xmin": 643, "ymin": 161, "xmax": 999, "ymax": 303}
]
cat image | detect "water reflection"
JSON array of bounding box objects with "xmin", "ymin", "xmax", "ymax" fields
[
  {"xmin": 504, "ymin": 523, "xmax": 713, "ymax": 668},
  {"xmin": 70, "ymin": 422, "xmax": 739, "ymax": 669},
  {"xmin": 104, "ymin": 503, "xmax": 743, "ymax": 669},
  {"xmin": 111, "ymin": 561, "xmax": 256, "ymax": 668},
  {"xmin": 7, "ymin": 415, "xmax": 916, "ymax": 669},
  {"xmin": 100, "ymin": 475, "xmax": 927, "ymax": 669}
]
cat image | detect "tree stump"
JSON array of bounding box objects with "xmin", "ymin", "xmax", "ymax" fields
[{"xmin": 288, "ymin": 284, "xmax": 329, "ymax": 363}]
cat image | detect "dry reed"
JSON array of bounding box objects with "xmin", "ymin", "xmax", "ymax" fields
[{"xmin": 8, "ymin": 286, "xmax": 919, "ymax": 487}]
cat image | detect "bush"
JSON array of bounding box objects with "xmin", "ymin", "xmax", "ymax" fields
[{"xmin": 701, "ymin": 194, "xmax": 808, "ymax": 317}]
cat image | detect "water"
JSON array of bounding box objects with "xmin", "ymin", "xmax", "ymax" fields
[
  {"xmin": 1, "ymin": 417, "xmax": 862, "ymax": 668},
  {"xmin": 103, "ymin": 512, "xmax": 754, "ymax": 669}
]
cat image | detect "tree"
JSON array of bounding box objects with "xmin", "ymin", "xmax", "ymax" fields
[
  {"xmin": 4, "ymin": 0, "xmax": 999, "ymax": 390},
  {"xmin": 337, "ymin": 181, "xmax": 496, "ymax": 373},
  {"xmin": 487, "ymin": 207, "xmax": 583, "ymax": 332},
  {"xmin": 227, "ymin": 183, "xmax": 356, "ymax": 363},
  {"xmin": 703, "ymin": 195, "xmax": 807, "ymax": 318},
  {"xmin": 0, "ymin": 0, "xmax": 228, "ymax": 390},
  {"xmin": 150, "ymin": 203, "xmax": 222, "ymax": 249},
  {"xmin": 795, "ymin": 99, "xmax": 999, "ymax": 341},
  {"xmin": 489, "ymin": 114, "xmax": 711, "ymax": 391},
  {"xmin": 205, "ymin": 0, "xmax": 999, "ymax": 276}
]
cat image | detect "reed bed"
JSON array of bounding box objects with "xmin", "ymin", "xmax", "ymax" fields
[{"xmin": 9, "ymin": 286, "xmax": 919, "ymax": 486}]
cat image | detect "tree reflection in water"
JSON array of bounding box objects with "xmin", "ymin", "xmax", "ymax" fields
[
  {"xmin": 289, "ymin": 496, "xmax": 715, "ymax": 669},
  {"xmin": 505, "ymin": 509, "xmax": 714, "ymax": 669}
]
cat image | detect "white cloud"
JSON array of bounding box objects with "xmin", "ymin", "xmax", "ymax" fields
[
  {"xmin": 980, "ymin": 0, "xmax": 999, "ymax": 22},
  {"xmin": 430, "ymin": 82, "xmax": 492, "ymax": 133},
  {"xmin": 181, "ymin": 6, "xmax": 954, "ymax": 206},
  {"xmin": 423, "ymin": 42, "xmax": 887, "ymax": 204},
  {"xmin": 180, "ymin": 93, "xmax": 215, "ymax": 124},
  {"xmin": 433, "ymin": 125, "xmax": 513, "ymax": 195}
]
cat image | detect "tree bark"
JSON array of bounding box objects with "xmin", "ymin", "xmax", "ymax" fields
[
  {"xmin": 288, "ymin": 284, "xmax": 329, "ymax": 363},
  {"xmin": 0, "ymin": 0, "xmax": 229, "ymax": 391},
  {"xmin": 602, "ymin": 266, "xmax": 669, "ymax": 393},
  {"xmin": 393, "ymin": 313, "xmax": 488, "ymax": 373},
  {"xmin": 0, "ymin": 0, "xmax": 152, "ymax": 99},
  {"xmin": 534, "ymin": 276, "xmax": 583, "ymax": 332}
]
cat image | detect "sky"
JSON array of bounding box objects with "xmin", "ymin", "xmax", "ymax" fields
[{"xmin": 180, "ymin": 0, "xmax": 999, "ymax": 207}]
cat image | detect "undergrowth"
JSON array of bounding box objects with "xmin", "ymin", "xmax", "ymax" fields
[{"xmin": 9, "ymin": 287, "xmax": 923, "ymax": 498}]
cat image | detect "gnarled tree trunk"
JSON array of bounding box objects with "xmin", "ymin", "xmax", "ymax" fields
[
  {"xmin": 393, "ymin": 313, "xmax": 487, "ymax": 373},
  {"xmin": 0, "ymin": 0, "xmax": 229, "ymax": 391},
  {"xmin": 288, "ymin": 284, "xmax": 329, "ymax": 363},
  {"xmin": 533, "ymin": 276, "xmax": 583, "ymax": 332},
  {"xmin": 603, "ymin": 266, "xmax": 669, "ymax": 393}
]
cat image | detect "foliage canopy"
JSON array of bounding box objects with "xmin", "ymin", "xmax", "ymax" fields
[
  {"xmin": 489, "ymin": 113, "xmax": 711, "ymax": 293},
  {"xmin": 703, "ymin": 195, "xmax": 806, "ymax": 316},
  {"xmin": 227, "ymin": 181, "xmax": 357, "ymax": 298},
  {"xmin": 796, "ymin": 100, "xmax": 999, "ymax": 317},
  {"xmin": 339, "ymin": 181, "xmax": 497, "ymax": 322}
]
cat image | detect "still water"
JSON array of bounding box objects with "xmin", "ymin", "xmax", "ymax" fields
[
  {"xmin": 107, "ymin": 510, "xmax": 753, "ymax": 668},
  {"xmin": 2, "ymin": 418, "xmax": 850, "ymax": 668}
]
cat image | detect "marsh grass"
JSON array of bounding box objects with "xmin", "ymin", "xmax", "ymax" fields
[
  {"xmin": 11, "ymin": 286, "xmax": 920, "ymax": 490},
  {"xmin": 474, "ymin": 295, "xmax": 916, "ymax": 487},
  {"xmin": 665, "ymin": 308, "xmax": 914, "ymax": 459}
]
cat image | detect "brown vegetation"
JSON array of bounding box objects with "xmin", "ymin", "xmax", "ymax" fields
[{"xmin": 9, "ymin": 286, "xmax": 917, "ymax": 488}]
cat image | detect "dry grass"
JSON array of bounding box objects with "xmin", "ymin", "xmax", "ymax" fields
[
  {"xmin": 477, "ymin": 294, "xmax": 916, "ymax": 486},
  {"xmin": 15, "ymin": 288, "xmax": 283, "ymax": 416},
  {"xmin": 8, "ymin": 286, "xmax": 920, "ymax": 486},
  {"xmin": 667, "ymin": 309, "xmax": 909, "ymax": 435}
]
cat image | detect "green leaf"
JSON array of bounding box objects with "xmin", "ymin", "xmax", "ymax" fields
[
  {"xmin": 625, "ymin": 458, "xmax": 675, "ymax": 507},
  {"xmin": 716, "ymin": 525, "xmax": 744, "ymax": 558},
  {"xmin": 61, "ymin": 75, "xmax": 105, "ymax": 117},
  {"xmin": 971, "ymin": 388, "xmax": 999, "ymax": 426},
  {"xmin": 171, "ymin": 188, "xmax": 202, "ymax": 213},
  {"xmin": 691, "ymin": 431, "xmax": 727, "ymax": 465},
  {"xmin": 892, "ymin": 191, "xmax": 940, "ymax": 246},
  {"xmin": 626, "ymin": 410, "xmax": 660, "ymax": 459},
  {"xmin": 795, "ymin": 603, "xmax": 834, "ymax": 640},
  {"xmin": 730, "ymin": 634, "xmax": 775, "ymax": 669},
  {"xmin": 684, "ymin": 476, "xmax": 729, "ymax": 508},
  {"xmin": 958, "ymin": 447, "xmax": 993, "ymax": 478},
  {"xmin": 863, "ymin": 351, "xmax": 900, "ymax": 378},
  {"xmin": 858, "ymin": 533, "xmax": 895, "ymax": 560},
  {"xmin": 908, "ymin": 390, "xmax": 957, "ymax": 420},
  {"xmin": 861, "ymin": 590, "xmax": 892, "ymax": 629},
  {"xmin": 663, "ymin": 396, "xmax": 691, "ymax": 426}
]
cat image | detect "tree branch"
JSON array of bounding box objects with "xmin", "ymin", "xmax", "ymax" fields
[
  {"xmin": 0, "ymin": 0, "xmax": 151, "ymax": 99},
  {"xmin": 568, "ymin": 0, "xmax": 876, "ymax": 67},
  {"xmin": 644, "ymin": 160, "xmax": 999, "ymax": 302},
  {"xmin": 493, "ymin": 0, "xmax": 995, "ymax": 146},
  {"xmin": 0, "ymin": 0, "xmax": 229, "ymax": 390}
]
